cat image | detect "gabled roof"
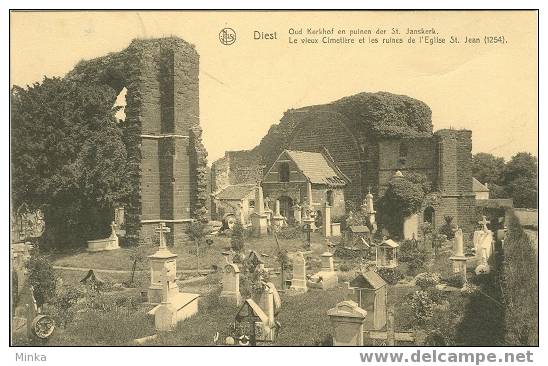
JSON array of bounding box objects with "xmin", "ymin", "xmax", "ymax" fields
[
  {"xmin": 349, "ymin": 270, "xmax": 386, "ymax": 290},
  {"xmin": 472, "ymin": 178, "xmax": 489, "ymax": 192},
  {"xmin": 215, "ymin": 184, "xmax": 255, "ymax": 200},
  {"xmin": 379, "ymin": 239, "xmax": 399, "ymax": 248},
  {"xmin": 235, "ymin": 299, "xmax": 269, "ymax": 324},
  {"xmin": 283, "ymin": 150, "xmax": 349, "ymax": 187},
  {"xmin": 349, "ymin": 225, "xmax": 370, "ymax": 233}
]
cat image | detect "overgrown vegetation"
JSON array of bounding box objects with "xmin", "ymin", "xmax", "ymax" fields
[
  {"xmin": 473, "ymin": 152, "xmax": 537, "ymax": 208},
  {"xmin": 501, "ymin": 212, "xmax": 538, "ymax": 345},
  {"xmin": 11, "ymin": 77, "xmax": 131, "ymax": 248},
  {"xmin": 378, "ymin": 174, "xmax": 429, "ymax": 237},
  {"xmin": 26, "ymin": 255, "xmax": 58, "ymax": 308}
]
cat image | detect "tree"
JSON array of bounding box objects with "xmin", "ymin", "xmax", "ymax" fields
[
  {"xmin": 230, "ymin": 222, "xmax": 246, "ymax": 253},
  {"xmin": 472, "ymin": 153, "xmax": 505, "ymax": 186},
  {"xmin": 11, "ymin": 77, "xmax": 131, "ymax": 248},
  {"xmin": 26, "ymin": 255, "xmax": 57, "ymax": 308},
  {"xmin": 503, "ymin": 153, "xmax": 537, "ymax": 208},
  {"xmin": 379, "ymin": 176, "xmax": 425, "ymax": 237},
  {"xmin": 187, "ymin": 221, "xmax": 210, "ymax": 274}
]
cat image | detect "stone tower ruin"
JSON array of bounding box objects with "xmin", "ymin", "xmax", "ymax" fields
[{"xmin": 67, "ymin": 37, "xmax": 208, "ymax": 245}]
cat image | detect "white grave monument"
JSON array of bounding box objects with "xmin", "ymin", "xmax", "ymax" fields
[
  {"xmin": 147, "ymin": 223, "xmax": 199, "ymax": 331},
  {"xmin": 473, "ymin": 216, "xmax": 494, "ymax": 260},
  {"xmin": 322, "ymin": 202, "xmax": 332, "ymax": 237},
  {"xmin": 308, "ymin": 245, "xmax": 338, "ymax": 290},
  {"xmin": 449, "ymin": 226, "xmax": 467, "ymax": 283},
  {"xmin": 251, "ymin": 186, "xmax": 268, "ymax": 237},
  {"xmin": 272, "ymin": 200, "xmax": 285, "ymax": 229},
  {"xmin": 328, "ymin": 300, "xmax": 368, "ymax": 346},
  {"xmin": 220, "ymin": 254, "xmax": 242, "ymax": 306},
  {"xmin": 87, "ymin": 222, "xmax": 120, "ymax": 252},
  {"xmin": 289, "ymin": 252, "xmax": 308, "ymax": 293}
]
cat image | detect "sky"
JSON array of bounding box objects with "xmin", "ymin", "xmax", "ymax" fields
[{"xmin": 10, "ymin": 11, "xmax": 538, "ymax": 163}]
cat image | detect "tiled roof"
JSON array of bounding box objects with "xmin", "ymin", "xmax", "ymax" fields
[
  {"xmin": 476, "ymin": 198, "xmax": 514, "ymax": 209},
  {"xmin": 349, "ymin": 225, "xmax": 370, "ymax": 233},
  {"xmin": 379, "ymin": 239, "xmax": 399, "ymax": 248},
  {"xmin": 215, "ymin": 184, "xmax": 255, "ymax": 200},
  {"xmin": 285, "ymin": 150, "xmax": 348, "ymax": 187},
  {"xmin": 472, "ymin": 177, "xmax": 489, "ymax": 192},
  {"xmin": 349, "ymin": 271, "xmax": 387, "ymax": 290}
]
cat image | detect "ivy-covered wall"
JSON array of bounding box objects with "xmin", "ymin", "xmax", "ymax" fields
[{"xmin": 65, "ymin": 37, "xmax": 208, "ymax": 245}]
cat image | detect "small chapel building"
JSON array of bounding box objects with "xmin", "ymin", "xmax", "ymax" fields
[{"xmin": 261, "ymin": 149, "xmax": 349, "ymax": 224}]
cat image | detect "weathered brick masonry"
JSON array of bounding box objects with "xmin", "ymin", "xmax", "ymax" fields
[
  {"xmin": 66, "ymin": 37, "xmax": 207, "ymax": 245},
  {"xmin": 212, "ymin": 92, "xmax": 476, "ymax": 231}
]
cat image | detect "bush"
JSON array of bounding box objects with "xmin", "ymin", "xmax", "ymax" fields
[
  {"xmin": 26, "ymin": 255, "xmax": 58, "ymax": 307},
  {"xmin": 501, "ymin": 212, "xmax": 538, "ymax": 345},
  {"xmin": 338, "ymin": 263, "xmax": 352, "ymax": 272},
  {"xmin": 276, "ymin": 224, "xmax": 303, "ymax": 240},
  {"xmin": 230, "ymin": 222, "xmax": 246, "ymax": 252},
  {"xmin": 398, "ymin": 240, "xmax": 428, "ymax": 275},
  {"xmin": 376, "ymin": 267, "xmax": 404, "ymax": 285},
  {"xmin": 415, "ymin": 272, "xmax": 441, "ymax": 290},
  {"xmin": 406, "ymin": 290, "xmax": 435, "ymax": 326},
  {"xmin": 439, "ymin": 216, "xmax": 456, "ymax": 240},
  {"xmin": 444, "ymin": 273, "xmax": 465, "ymax": 288},
  {"xmin": 50, "ymin": 285, "xmax": 85, "ymax": 327}
]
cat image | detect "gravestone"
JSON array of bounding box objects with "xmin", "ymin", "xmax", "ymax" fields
[
  {"xmin": 251, "ymin": 186, "xmax": 268, "ymax": 237},
  {"xmin": 322, "ymin": 202, "xmax": 332, "ymax": 237},
  {"xmin": 87, "ymin": 222, "xmax": 120, "ymax": 252},
  {"xmin": 473, "ymin": 216, "xmax": 494, "ymax": 259},
  {"xmin": 328, "ymin": 300, "xmax": 368, "ymax": 346},
  {"xmin": 475, "ymin": 248, "xmax": 491, "ymax": 275},
  {"xmin": 11, "ymin": 242, "xmax": 32, "ymax": 299},
  {"xmin": 220, "ymin": 258, "xmax": 242, "ymax": 306},
  {"xmin": 308, "ymin": 250, "xmax": 338, "ymax": 290},
  {"xmin": 349, "ymin": 270, "xmax": 387, "ymax": 330},
  {"xmin": 272, "ymin": 200, "xmax": 285, "ymax": 229},
  {"xmin": 147, "ymin": 223, "xmax": 199, "ymax": 331},
  {"xmin": 293, "ymin": 203, "xmax": 302, "ymax": 225},
  {"xmin": 449, "ymin": 226, "xmax": 467, "ymax": 283},
  {"xmin": 289, "ymin": 252, "xmax": 307, "ymax": 293}
]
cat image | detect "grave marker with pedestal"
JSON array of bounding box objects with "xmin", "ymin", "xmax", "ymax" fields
[
  {"xmin": 328, "ymin": 300, "xmax": 367, "ymax": 346},
  {"xmin": 147, "ymin": 223, "xmax": 199, "ymax": 331},
  {"xmin": 289, "ymin": 252, "xmax": 308, "ymax": 293},
  {"xmin": 322, "ymin": 202, "xmax": 332, "ymax": 237},
  {"xmin": 449, "ymin": 227, "xmax": 467, "ymax": 284},
  {"xmin": 251, "ymin": 186, "xmax": 268, "ymax": 237},
  {"xmin": 220, "ymin": 255, "xmax": 242, "ymax": 306}
]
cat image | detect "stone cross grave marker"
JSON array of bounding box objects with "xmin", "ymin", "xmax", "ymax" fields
[
  {"xmin": 478, "ymin": 216, "xmax": 490, "ymax": 232},
  {"xmin": 155, "ymin": 222, "xmax": 171, "ymax": 250}
]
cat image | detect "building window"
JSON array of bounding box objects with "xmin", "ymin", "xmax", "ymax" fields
[
  {"xmin": 423, "ymin": 206, "xmax": 435, "ymax": 227},
  {"xmin": 326, "ymin": 190, "xmax": 334, "ymax": 206},
  {"xmin": 279, "ymin": 162, "xmax": 290, "ymax": 182},
  {"xmin": 399, "ymin": 141, "xmax": 408, "ymax": 165}
]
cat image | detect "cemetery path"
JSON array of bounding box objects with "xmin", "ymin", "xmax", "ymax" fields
[{"xmin": 53, "ymin": 265, "xmax": 214, "ymax": 274}]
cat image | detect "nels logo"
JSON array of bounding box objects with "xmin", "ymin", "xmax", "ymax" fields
[{"xmin": 219, "ymin": 28, "xmax": 236, "ymax": 46}]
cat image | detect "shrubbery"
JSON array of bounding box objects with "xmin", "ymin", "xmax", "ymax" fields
[
  {"xmin": 376, "ymin": 267, "xmax": 404, "ymax": 285},
  {"xmin": 501, "ymin": 212, "xmax": 538, "ymax": 345},
  {"xmin": 398, "ymin": 240, "xmax": 428, "ymax": 275},
  {"xmin": 415, "ymin": 272, "xmax": 441, "ymax": 290},
  {"xmin": 26, "ymin": 255, "xmax": 58, "ymax": 307}
]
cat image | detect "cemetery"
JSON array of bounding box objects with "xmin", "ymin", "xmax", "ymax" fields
[{"xmin": 10, "ymin": 36, "xmax": 537, "ymax": 347}]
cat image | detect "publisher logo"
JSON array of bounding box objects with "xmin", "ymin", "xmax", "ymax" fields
[{"xmin": 219, "ymin": 28, "xmax": 236, "ymax": 45}]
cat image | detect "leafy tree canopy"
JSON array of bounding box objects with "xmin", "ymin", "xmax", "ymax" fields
[
  {"xmin": 473, "ymin": 153, "xmax": 505, "ymax": 186},
  {"xmin": 11, "ymin": 77, "xmax": 131, "ymax": 248}
]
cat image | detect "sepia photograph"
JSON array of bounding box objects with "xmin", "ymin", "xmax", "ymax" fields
[{"xmin": 8, "ymin": 9, "xmax": 538, "ymax": 354}]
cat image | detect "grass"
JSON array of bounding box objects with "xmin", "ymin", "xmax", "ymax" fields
[
  {"xmin": 15, "ymin": 233, "xmax": 496, "ymax": 346},
  {"xmin": 48, "ymin": 232, "xmax": 329, "ymax": 272}
]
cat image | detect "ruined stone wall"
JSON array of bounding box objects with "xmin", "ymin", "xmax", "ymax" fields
[
  {"xmin": 377, "ymin": 137, "xmax": 436, "ymax": 194},
  {"xmin": 434, "ymin": 129, "xmax": 476, "ymax": 231},
  {"xmin": 66, "ymin": 37, "xmax": 206, "ymax": 245}
]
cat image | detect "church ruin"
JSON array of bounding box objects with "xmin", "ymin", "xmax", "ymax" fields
[
  {"xmin": 212, "ymin": 92, "xmax": 476, "ymax": 232},
  {"xmin": 66, "ymin": 37, "xmax": 208, "ymax": 245}
]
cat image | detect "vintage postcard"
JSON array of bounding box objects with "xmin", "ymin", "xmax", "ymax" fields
[{"xmin": 8, "ymin": 8, "xmax": 538, "ymax": 358}]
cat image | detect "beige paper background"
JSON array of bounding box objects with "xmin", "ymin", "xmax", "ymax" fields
[{"xmin": 10, "ymin": 11, "xmax": 538, "ymax": 162}]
